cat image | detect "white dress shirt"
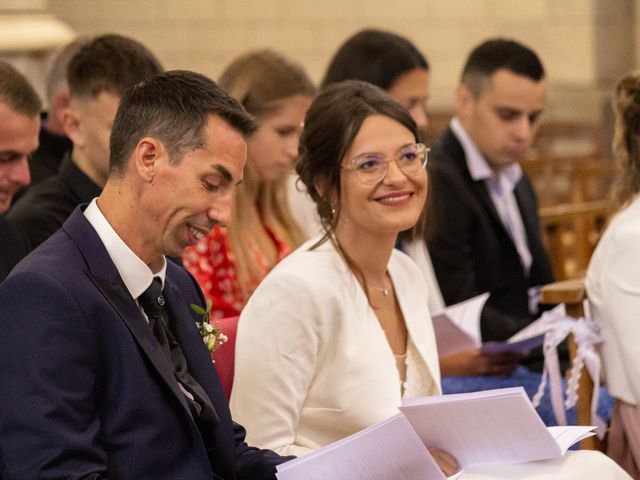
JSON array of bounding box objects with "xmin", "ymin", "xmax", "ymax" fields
[{"xmin": 84, "ymin": 198, "xmax": 167, "ymax": 296}]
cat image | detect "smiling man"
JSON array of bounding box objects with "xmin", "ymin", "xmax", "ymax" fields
[
  {"xmin": 0, "ymin": 70, "xmax": 291, "ymax": 479},
  {"xmin": 425, "ymin": 38, "xmax": 554, "ymax": 371},
  {"xmin": 0, "ymin": 61, "xmax": 41, "ymax": 280}
]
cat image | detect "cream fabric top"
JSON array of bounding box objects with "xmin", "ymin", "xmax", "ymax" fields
[
  {"xmin": 586, "ymin": 194, "xmax": 640, "ymax": 406},
  {"xmin": 230, "ymin": 238, "xmax": 441, "ymax": 456}
]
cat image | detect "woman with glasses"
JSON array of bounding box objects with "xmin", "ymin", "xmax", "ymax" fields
[
  {"xmin": 229, "ymin": 81, "xmax": 630, "ymax": 479},
  {"xmin": 231, "ymin": 80, "xmax": 454, "ymax": 471}
]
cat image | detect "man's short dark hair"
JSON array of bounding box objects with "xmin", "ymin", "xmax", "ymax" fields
[
  {"xmin": 109, "ymin": 70, "xmax": 257, "ymax": 175},
  {"xmin": 461, "ymin": 38, "xmax": 545, "ymax": 97},
  {"xmin": 68, "ymin": 33, "xmax": 163, "ymax": 99},
  {"xmin": 0, "ymin": 61, "xmax": 41, "ymax": 116},
  {"xmin": 45, "ymin": 36, "xmax": 91, "ymax": 106}
]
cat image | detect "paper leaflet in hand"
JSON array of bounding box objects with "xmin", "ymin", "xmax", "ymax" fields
[{"xmin": 431, "ymin": 293, "xmax": 488, "ymax": 356}]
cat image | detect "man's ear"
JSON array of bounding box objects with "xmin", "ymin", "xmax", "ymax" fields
[
  {"xmin": 62, "ymin": 105, "xmax": 82, "ymax": 147},
  {"xmin": 455, "ymin": 83, "xmax": 474, "ymax": 119},
  {"xmin": 134, "ymin": 137, "xmax": 164, "ymax": 183},
  {"xmin": 51, "ymin": 88, "xmax": 70, "ymax": 129}
]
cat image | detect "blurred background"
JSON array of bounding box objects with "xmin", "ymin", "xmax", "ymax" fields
[{"xmin": 0, "ymin": 0, "xmax": 633, "ymax": 279}]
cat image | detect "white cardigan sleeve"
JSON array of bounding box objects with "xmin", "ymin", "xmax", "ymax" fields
[
  {"xmin": 592, "ymin": 225, "xmax": 640, "ymax": 404},
  {"xmin": 230, "ymin": 264, "xmax": 330, "ymax": 457}
]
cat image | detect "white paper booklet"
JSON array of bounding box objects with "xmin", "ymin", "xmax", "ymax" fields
[
  {"xmin": 432, "ymin": 294, "xmax": 561, "ymax": 356},
  {"xmin": 431, "ymin": 293, "xmax": 488, "ymax": 356},
  {"xmin": 480, "ymin": 304, "xmax": 565, "ymax": 354},
  {"xmin": 275, "ymin": 414, "xmax": 446, "ymax": 480},
  {"xmin": 400, "ymin": 387, "xmax": 595, "ymax": 468}
]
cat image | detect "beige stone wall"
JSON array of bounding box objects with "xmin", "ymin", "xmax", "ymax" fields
[{"xmin": 36, "ymin": 0, "xmax": 638, "ymax": 121}]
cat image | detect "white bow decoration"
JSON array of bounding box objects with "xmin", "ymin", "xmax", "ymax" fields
[{"xmin": 531, "ymin": 302, "xmax": 606, "ymax": 439}]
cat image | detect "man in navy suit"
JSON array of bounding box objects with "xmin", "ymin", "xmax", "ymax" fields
[
  {"xmin": 0, "ymin": 71, "xmax": 289, "ymax": 479},
  {"xmin": 425, "ymin": 39, "xmax": 554, "ymax": 371}
]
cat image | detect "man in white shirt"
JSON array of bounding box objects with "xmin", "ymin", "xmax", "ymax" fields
[
  {"xmin": 0, "ymin": 70, "xmax": 289, "ymax": 479},
  {"xmin": 426, "ymin": 38, "xmax": 554, "ymax": 371}
]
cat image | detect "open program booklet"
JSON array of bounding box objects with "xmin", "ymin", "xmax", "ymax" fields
[
  {"xmin": 275, "ymin": 387, "xmax": 595, "ymax": 480},
  {"xmin": 431, "ymin": 293, "xmax": 560, "ymax": 356}
]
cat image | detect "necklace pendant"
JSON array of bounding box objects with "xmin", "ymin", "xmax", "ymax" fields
[{"xmin": 382, "ymin": 288, "xmax": 389, "ymax": 296}]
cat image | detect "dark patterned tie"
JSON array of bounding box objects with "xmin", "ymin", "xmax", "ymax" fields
[{"xmin": 138, "ymin": 278, "xmax": 219, "ymax": 433}]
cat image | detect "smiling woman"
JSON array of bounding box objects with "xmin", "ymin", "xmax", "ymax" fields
[
  {"xmin": 230, "ymin": 80, "xmax": 446, "ymax": 466},
  {"xmin": 229, "ymin": 80, "xmax": 631, "ymax": 480},
  {"xmin": 182, "ymin": 49, "xmax": 315, "ymax": 318}
]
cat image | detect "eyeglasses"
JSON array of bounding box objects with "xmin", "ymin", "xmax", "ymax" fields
[{"xmin": 343, "ymin": 143, "xmax": 429, "ymax": 184}]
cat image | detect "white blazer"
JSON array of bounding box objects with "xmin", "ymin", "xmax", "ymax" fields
[
  {"xmin": 230, "ymin": 238, "xmax": 441, "ymax": 456},
  {"xmin": 587, "ymin": 194, "xmax": 640, "ymax": 406}
]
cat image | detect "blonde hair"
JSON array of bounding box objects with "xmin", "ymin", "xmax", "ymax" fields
[
  {"xmin": 218, "ymin": 49, "xmax": 315, "ymax": 300},
  {"xmin": 612, "ymin": 71, "xmax": 640, "ymax": 211}
]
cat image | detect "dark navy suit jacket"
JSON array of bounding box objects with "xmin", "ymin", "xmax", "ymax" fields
[{"xmin": 0, "ymin": 207, "xmax": 287, "ymax": 479}]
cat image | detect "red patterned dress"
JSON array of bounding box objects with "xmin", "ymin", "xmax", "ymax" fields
[{"xmin": 183, "ymin": 225, "xmax": 292, "ymax": 319}]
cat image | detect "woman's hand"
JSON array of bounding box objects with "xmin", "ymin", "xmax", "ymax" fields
[
  {"xmin": 427, "ymin": 447, "xmax": 460, "ymax": 476},
  {"xmin": 440, "ymin": 348, "xmax": 522, "ymax": 377}
]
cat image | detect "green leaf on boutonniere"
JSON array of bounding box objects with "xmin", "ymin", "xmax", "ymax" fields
[{"xmin": 191, "ymin": 300, "xmax": 227, "ymax": 354}]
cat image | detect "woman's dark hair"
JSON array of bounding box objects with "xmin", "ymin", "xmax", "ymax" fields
[
  {"xmin": 297, "ymin": 80, "xmax": 419, "ymax": 242},
  {"xmin": 321, "ymin": 28, "xmax": 428, "ymax": 90}
]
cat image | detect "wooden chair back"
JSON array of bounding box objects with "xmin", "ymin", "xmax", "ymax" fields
[
  {"xmin": 540, "ymin": 278, "xmax": 601, "ymax": 451},
  {"xmin": 523, "ymin": 156, "xmax": 616, "ymax": 207},
  {"xmin": 539, "ymin": 200, "xmax": 608, "ymax": 281}
]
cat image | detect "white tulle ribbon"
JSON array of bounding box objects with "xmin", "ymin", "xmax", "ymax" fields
[{"xmin": 531, "ymin": 302, "xmax": 606, "ymax": 439}]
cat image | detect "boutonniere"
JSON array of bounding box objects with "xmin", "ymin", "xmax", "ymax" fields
[{"xmin": 191, "ymin": 299, "xmax": 228, "ymax": 354}]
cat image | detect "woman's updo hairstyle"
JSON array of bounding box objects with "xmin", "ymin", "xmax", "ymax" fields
[{"xmin": 296, "ymin": 80, "xmax": 419, "ymax": 240}]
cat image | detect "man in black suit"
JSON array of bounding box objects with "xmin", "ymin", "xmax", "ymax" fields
[
  {"xmin": 9, "ymin": 34, "xmax": 162, "ymax": 253},
  {"xmin": 0, "ymin": 61, "xmax": 40, "ymax": 280},
  {"xmin": 0, "ymin": 70, "xmax": 290, "ymax": 478},
  {"xmin": 426, "ymin": 38, "xmax": 554, "ymax": 370}
]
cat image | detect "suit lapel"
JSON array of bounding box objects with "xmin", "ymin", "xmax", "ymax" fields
[
  {"xmin": 63, "ymin": 208, "xmax": 196, "ymax": 420},
  {"xmin": 444, "ymin": 129, "xmax": 528, "ymax": 248},
  {"xmin": 514, "ymin": 178, "xmax": 539, "ymax": 246},
  {"xmin": 91, "ymin": 276, "xmax": 195, "ymax": 418}
]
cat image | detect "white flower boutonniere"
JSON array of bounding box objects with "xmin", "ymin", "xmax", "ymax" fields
[{"xmin": 191, "ymin": 299, "xmax": 228, "ymax": 354}]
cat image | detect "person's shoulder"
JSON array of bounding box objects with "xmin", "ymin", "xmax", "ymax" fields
[
  {"xmin": 271, "ymin": 238, "xmax": 343, "ymax": 281},
  {"xmin": 429, "ymin": 128, "xmax": 462, "ymax": 163},
  {"xmin": 8, "ymin": 172, "xmax": 70, "ymax": 221},
  {"xmin": 389, "ymin": 248, "xmax": 425, "ymax": 283},
  {"xmin": 601, "ymin": 198, "xmax": 640, "ymax": 247},
  {"xmin": 10, "ymin": 227, "xmax": 82, "ymax": 277},
  {"xmin": 0, "ymin": 235, "xmax": 89, "ymax": 309}
]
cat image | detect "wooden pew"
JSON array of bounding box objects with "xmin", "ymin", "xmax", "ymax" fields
[
  {"xmin": 523, "ymin": 156, "xmax": 616, "ymax": 207},
  {"xmin": 539, "ymin": 200, "xmax": 609, "ymax": 281},
  {"xmin": 541, "ymin": 278, "xmax": 601, "ymax": 451}
]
